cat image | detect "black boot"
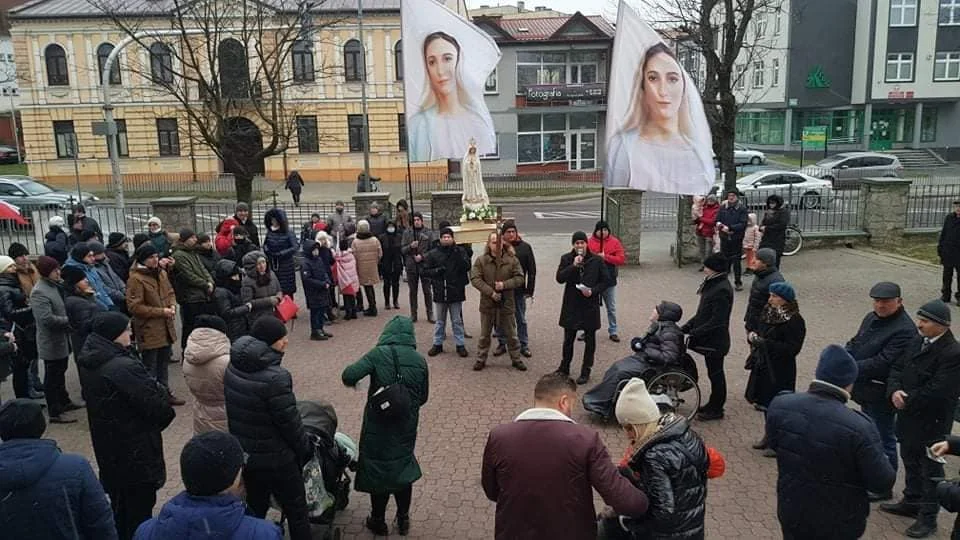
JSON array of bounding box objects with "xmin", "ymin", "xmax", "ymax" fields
[
  {"xmin": 365, "ymin": 516, "xmax": 389, "ymax": 536},
  {"xmin": 880, "ymin": 499, "xmax": 921, "ymax": 518},
  {"xmin": 576, "ymin": 369, "xmax": 591, "ymax": 385},
  {"xmin": 555, "ymin": 362, "xmax": 571, "ymax": 376},
  {"xmin": 905, "ymin": 519, "xmax": 937, "ymax": 538},
  {"xmin": 397, "ymin": 514, "xmax": 410, "ymax": 536}
]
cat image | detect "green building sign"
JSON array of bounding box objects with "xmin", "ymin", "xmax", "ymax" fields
[{"xmin": 806, "ymin": 65, "xmax": 831, "ymax": 89}]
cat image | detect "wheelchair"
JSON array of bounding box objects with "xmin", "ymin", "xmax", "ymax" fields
[{"xmin": 586, "ymin": 351, "xmax": 701, "ymax": 423}]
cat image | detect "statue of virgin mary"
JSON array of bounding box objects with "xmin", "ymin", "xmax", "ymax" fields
[{"xmin": 461, "ymin": 139, "xmax": 490, "ymax": 212}]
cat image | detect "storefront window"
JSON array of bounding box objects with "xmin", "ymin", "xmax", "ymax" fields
[
  {"xmin": 791, "ymin": 110, "xmax": 863, "ymax": 143},
  {"xmin": 517, "ymin": 113, "xmax": 570, "ymax": 163},
  {"xmin": 569, "ymin": 112, "xmax": 598, "ymax": 130},
  {"xmin": 735, "ymin": 111, "xmax": 785, "ymax": 145},
  {"xmin": 870, "ymin": 108, "xmax": 913, "ymax": 143},
  {"xmin": 921, "ymin": 107, "xmax": 938, "ymax": 142}
]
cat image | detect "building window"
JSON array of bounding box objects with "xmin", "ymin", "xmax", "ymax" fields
[
  {"xmin": 44, "ymin": 44, "xmax": 69, "ymax": 86},
  {"xmin": 485, "ymin": 67, "xmax": 498, "ymax": 94},
  {"xmin": 53, "ymin": 121, "xmax": 76, "ymax": 158},
  {"xmin": 791, "ymin": 110, "xmax": 864, "ymax": 143},
  {"xmin": 735, "ymin": 64, "xmax": 745, "ymax": 89},
  {"xmin": 115, "ymin": 119, "xmax": 129, "ymax": 157},
  {"xmin": 149, "ymin": 42, "xmax": 174, "ymax": 85},
  {"xmin": 394, "ymin": 40, "xmax": 403, "ymax": 81},
  {"xmin": 921, "ymin": 107, "xmax": 938, "ymax": 142},
  {"xmin": 481, "ymin": 135, "xmax": 500, "ymax": 159},
  {"xmin": 292, "ymin": 40, "xmax": 315, "ymax": 82},
  {"xmin": 156, "ymin": 118, "xmax": 180, "ymax": 156},
  {"xmin": 890, "ymin": 0, "xmax": 917, "ymax": 26},
  {"xmin": 771, "ymin": 58, "xmax": 780, "ymax": 86},
  {"xmin": 774, "ymin": 12, "xmax": 782, "ymax": 34},
  {"xmin": 735, "ymin": 111, "xmax": 785, "ymax": 145},
  {"xmin": 754, "ymin": 15, "xmax": 767, "ymax": 38},
  {"xmin": 568, "ymin": 52, "xmax": 599, "ymax": 84},
  {"xmin": 941, "ymin": 0, "xmax": 960, "ymax": 24},
  {"xmin": 96, "ymin": 43, "xmax": 121, "ymax": 85},
  {"xmin": 885, "ymin": 53, "xmax": 914, "ymax": 82},
  {"xmin": 752, "ymin": 61, "xmax": 765, "ymax": 88},
  {"xmin": 515, "ymin": 51, "xmax": 601, "ymax": 93},
  {"xmin": 934, "ymin": 52, "xmax": 960, "ymax": 80},
  {"xmin": 517, "ymin": 113, "xmax": 567, "ymax": 164},
  {"xmin": 347, "ymin": 114, "xmax": 366, "ymax": 152},
  {"xmin": 398, "ymin": 114, "xmax": 407, "ymax": 151},
  {"xmin": 344, "ymin": 39, "xmax": 364, "ymax": 82},
  {"xmin": 297, "ymin": 116, "xmax": 319, "ymax": 153}
]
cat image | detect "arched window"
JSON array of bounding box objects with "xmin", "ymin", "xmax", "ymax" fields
[
  {"xmin": 219, "ymin": 38, "xmax": 249, "ymax": 99},
  {"xmin": 343, "ymin": 39, "xmax": 364, "ymax": 82},
  {"xmin": 44, "ymin": 44, "xmax": 68, "ymax": 86},
  {"xmin": 96, "ymin": 43, "xmax": 121, "ymax": 85},
  {"xmin": 149, "ymin": 42, "xmax": 174, "ymax": 84},
  {"xmin": 292, "ymin": 39, "xmax": 314, "ymax": 82},
  {"xmin": 394, "ymin": 40, "xmax": 403, "ymax": 81}
]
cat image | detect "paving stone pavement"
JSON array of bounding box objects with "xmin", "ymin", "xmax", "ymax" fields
[{"xmin": 34, "ymin": 234, "xmax": 960, "ymax": 539}]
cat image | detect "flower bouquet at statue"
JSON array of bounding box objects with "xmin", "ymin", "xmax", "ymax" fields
[{"xmin": 461, "ymin": 204, "xmax": 497, "ymax": 223}]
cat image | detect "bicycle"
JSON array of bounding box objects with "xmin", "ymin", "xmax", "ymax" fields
[{"xmin": 783, "ymin": 224, "xmax": 803, "ymax": 256}]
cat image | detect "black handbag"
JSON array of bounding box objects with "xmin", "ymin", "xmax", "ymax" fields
[{"xmin": 368, "ymin": 346, "xmax": 411, "ymax": 422}]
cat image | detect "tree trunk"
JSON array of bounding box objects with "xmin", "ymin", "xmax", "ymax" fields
[
  {"xmin": 235, "ymin": 173, "xmax": 254, "ymax": 203},
  {"xmin": 719, "ymin": 93, "xmax": 739, "ymax": 194}
]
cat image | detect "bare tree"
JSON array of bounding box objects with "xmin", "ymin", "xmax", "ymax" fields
[
  {"xmin": 613, "ymin": 0, "xmax": 783, "ymax": 192},
  {"xmin": 89, "ymin": 0, "xmax": 342, "ymax": 202}
]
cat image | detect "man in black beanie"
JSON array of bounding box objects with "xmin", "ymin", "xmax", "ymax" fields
[
  {"xmin": 881, "ymin": 300, "xmax": 960, "ymax": 537},
  {"xmin": 106, "ymin": 232, "xmax": 132, "ymax": 282},
  {"xmin": 555, "ymin": 230, "xmax": 610, "ymax": 384},
  {"xmin": 77, "ymin": 311, "xmax": 176, "ymax": 540},
  {"xmin": 170, "ymin": 227, "xmax": 214, "ymax": 351},
  {"xmin": 0, "ymin": 399, "xmax": 117, "ymax": 540},
  {"xmin": 681, "ymin": 252, "xmax": 734, "ymax": 420},
  {"xmin": 225, "ymin": 316, "xmax": 312, "ymax": 540},
  {"xmin": 135, "ymin": 431, "xmax": 283, "ymax": 539}
]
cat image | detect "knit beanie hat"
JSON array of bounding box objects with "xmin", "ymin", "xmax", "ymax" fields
[
  {"xmin": 571, "ymin": 231, "xmax": 588, "ymax": 244},
  {"xmin": 235, "ymin": 202, "xmax": 250, "ymax": 213},
  {"xmin": 7, "ymin": 242, "xmax": 28, "ymax": 259},
  {"xmin": 134, "ymin": 243, "xmax": 158, "ymax": 264},
  {"xmin": 91, "ymin": 312, "xmax": 130, "ymax": 342},
  {"xmin": 0, "ymin": 399, "xmax": 46, "ymax": 441},
  {"xmin": 87, "ymin": 241, "xmax": 106, "ymax": 255},
  {"xmin": 815, "ymin": 344, "xmax": 859, "ymax": 388},
  {"xmin": 615, "ymin": 378, "xmax": 662, "ymax": 426},
  {"xmin": 69, "ymin": 242, "xmax": 91, "ymax": 263},
  {"xmin": 918, "ymin": 299, "xmax": 951, "ymax": 326},
  {"xmin": 251, "ymin": 316, "xmax": 287, "ymax": 345},
  {"xmin": 107, "ymin": 232, "xmax": 127, "ymax": 249},
  {"xmin": 180, "ymin": 431, "xmax": 246, "ymax": 496},
  {"xmin": 132, "ymin": 233, "xmax": 149, "ymax": 249},
  {"xmin": 703, "ymin": 252, "xmax": 727, "ymax": 273},
  {"xmin": 769, "ymin": 281, "xmax": 796, "ymax": 303},
  {"xmin": 49, "ymin": 215, "xmax": 64, "ymax": 228},
  {"xmin": 60, "ymin": 265, "xmax": 87, "ymax": 289},
  {"xmin": 36, "ymin": 256, "xmax": 59, "ymax": 278},
  {"xmin": 357, "ymin": 220, "xmax": 371, "ymax": 234},
  {"xmin": 179, "ymin": 228, "xmax": 196, "ymax": 243},
  {"xmin": 193, "ymin": 314, "xmax": 228, "ymax": 335},
  {"xmin": 501, "ymin": 220, "xmax": 518, "ymax": 235},
  {"xmin": 197, "ymin": 233, "xmax": 212, "ymax": 245},
  {"xmin": 756, "ymin": 247, "xmax": 777, "ymax": 267},
  {"xmin": 439, "ymin": 227, "xmax": 454, "ymax": 239},
  {"xmin": 0, "ymin": 256, "xmax": 15, "ymax": 273}
]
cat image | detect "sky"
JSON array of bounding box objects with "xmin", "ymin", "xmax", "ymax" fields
[{"xmin": 465, "ymin": 0, "xmax": 606, "ymax": 16}]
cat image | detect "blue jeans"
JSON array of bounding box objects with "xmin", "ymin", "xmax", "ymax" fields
[
  {"xmin": 309, "ymin": 309, "xmax": 325, "ymax": 333},
  {"xmin": 862, "ymin": 402, "xmax": 898, "ymax": 474},
  {"xmin": 603, "ymin": 285, "xmax": 618, "ymax": 336},
  {"xmin": 433, "ymin": 302, "xmax": 464, "ymax": 347},
  {"xmin": 496, "ymin": 290, "xmax": 528, "ymax": 348}
]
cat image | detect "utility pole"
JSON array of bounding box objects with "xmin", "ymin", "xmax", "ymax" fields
[
  {"xmin": 358, "ymin": 0, "xmax": 372, "ymax": 192},
  {"xmin": 9, "ymin": 95, "xmax": 20, "ymax": 164}
]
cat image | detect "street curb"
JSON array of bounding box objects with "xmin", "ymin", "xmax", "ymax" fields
[{"xmin": 852, "ymin": 247, "xmax": 940, "ymax": 269}]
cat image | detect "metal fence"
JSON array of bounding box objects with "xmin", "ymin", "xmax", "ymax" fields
[
  {"xmin": 78, "ymin": 172, "xmax": 275, "ymax": 195},
  {"xmin": 906, "ymin": 183, "xmax": 960, "ymax": 229},
  {"xmin": 410, "ymin": 171, "xmax": 603, "ymax": 199}
]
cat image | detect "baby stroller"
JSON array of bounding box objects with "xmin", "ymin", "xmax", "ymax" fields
[
  {"xmin": 583, "ymin": 348, "xmax": 700, "ymax": 422},
  {"xmin": 276, "ymin": 400, "xmax": 358, "ymax": 540}
]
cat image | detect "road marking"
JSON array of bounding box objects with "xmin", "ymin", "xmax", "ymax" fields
[{"xmin": 534, "ymin": 211, "xmax": 600, "ymax": 219}]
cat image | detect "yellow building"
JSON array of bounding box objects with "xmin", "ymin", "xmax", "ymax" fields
[{"xmin": 9, "ymin": 0, "xmax": 466, "ymax": 187}]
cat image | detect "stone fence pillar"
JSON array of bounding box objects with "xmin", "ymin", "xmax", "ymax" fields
[
  {"xmin": 859, "ymin": 178, "xmax": 912, "ymax": 246},
  {"xmin": 430, "ymin": 191, "xmax": 463, "ymax": 229},
  {"xmin": 353, "ymin": 192, "xmax": 392, "ymax": 221},
  {"xmin": 150, "ymin": 197, "xmax": 197, "ymax": 233},
  {"xmin": 676, "ymin": 196, "xmax": 700, "ymax": 266},
  {"xmin": 606, "ymin": 188, "xmax": 642, "ymax": 265}
]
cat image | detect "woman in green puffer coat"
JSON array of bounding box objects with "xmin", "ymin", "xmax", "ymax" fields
[{"xmin": 341, "ymin": 315, "xmax": 429, "ymax": 537}]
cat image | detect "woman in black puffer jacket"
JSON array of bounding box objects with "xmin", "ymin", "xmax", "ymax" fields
[
  {"xmin": 263, "ymin": 208, "xmax": 299, "ymax": 295},
  {"xmin": 600, "ymin": 377, "xmax": 709, "ymax": 540}
]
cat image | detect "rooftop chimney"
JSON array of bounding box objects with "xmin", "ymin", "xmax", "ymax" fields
[{"xmin": 517, "ymin": 1, "xmax": 525, "ymax": 13}]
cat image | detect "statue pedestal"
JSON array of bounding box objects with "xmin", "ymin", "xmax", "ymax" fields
[{"xmin": 450, "ymin": 220, "xmax": 498, "ymax": 245}]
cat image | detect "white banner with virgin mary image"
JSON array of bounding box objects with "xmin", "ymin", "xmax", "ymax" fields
[
  {"xmin": 604, "ymin": 0, "xmax": 715, "ymax": 195},
  {"xmin": 401, "ymin": 0, "xmax": 500, "ymax": 162}
]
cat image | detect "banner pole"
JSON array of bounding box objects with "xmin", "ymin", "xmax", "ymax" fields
[{"xmin": 399, "ymin": 0, "xmax": 416, "ymax": 217}]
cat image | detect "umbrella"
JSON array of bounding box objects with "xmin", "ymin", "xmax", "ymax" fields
[{"xmin": 0, "ymin": 200, "xmax": 29, "ymax": 225}]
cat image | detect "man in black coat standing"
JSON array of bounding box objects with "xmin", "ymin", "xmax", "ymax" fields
[
  {"xmin": 681, "ymin": 253, "xmax": 734, "ymax": 421},
  {"xmin": 759, "ymin": 194, "xmax": 790, "ymax": 268},
  {"xmin": 846, "ymin": 281, "xmax": 921, "ymax": 501},
  {"xmin": 744, "ymin": 248, "xmax": 784, "ymax": 335},
  {"xmin": 766, "ymin": 345, "xmax": 895, "ymax": 540},
  {"xmin": 881, "ymin": 300, "xmax": 960, "ymax": 538},
  {"xmin": 556, "ymin": 231, "xmax": 610, "ymax": 385},
  {"xmin": 715, "ymin": 190, "xmax": 748, "ymax": 290},
  {"xmin": 422, "ymin": 227, "xmax": 471, "ymax": 358},
  {"xmin": 76, "ymin": 312, "xmax": 176, "ymax": 540},
  {"xmin": 938, "ymin": 200, "xmax": 960, "ymax": 304}
]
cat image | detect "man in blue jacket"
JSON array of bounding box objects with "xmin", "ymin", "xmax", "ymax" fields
[
  {"xmin": 846, "ymin": 281, "xmax": 921, "ymax": 501},
  {"xmin": 135, "ymin": 431, "xmax": 282, "ymax": 540},
  {"xmin": 766, "ymin": 345, "xmax": 895, "ymax": 540},
  {"xmin": 715, "ymin": 190, "xmax": 748, "ymax": 291},
  {"xmin": 0, "ymin": 398, "xmax": 117, "ymax": 539}
]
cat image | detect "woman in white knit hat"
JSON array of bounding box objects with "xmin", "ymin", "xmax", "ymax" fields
[{"xmin": 599, "ymin": 378, "xmax": 710, "ymax": 540}]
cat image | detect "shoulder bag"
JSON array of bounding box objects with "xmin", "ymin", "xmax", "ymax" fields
[{"xmin": 368, "ymin": 346, "xmax": 412, "ymax": 422}]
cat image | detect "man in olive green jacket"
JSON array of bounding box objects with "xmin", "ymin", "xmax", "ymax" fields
[
  {"xmin": 170, "ymin": 228, "xmax": 214, "ymax": 350},
  {"xmin": 470, "ymin": 232, "xmax": 525, "ymax": 372}
]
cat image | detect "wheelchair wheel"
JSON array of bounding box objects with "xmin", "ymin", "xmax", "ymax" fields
[{"xmin": 647, "ymin": 371, "xmax": 701, "ymax": 422}]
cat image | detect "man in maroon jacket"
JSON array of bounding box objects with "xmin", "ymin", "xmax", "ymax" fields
[{"xmin": 481, "ymin": 373, "xmax": 649, "ymax": 539}]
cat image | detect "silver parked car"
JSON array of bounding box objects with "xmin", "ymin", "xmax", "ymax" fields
[
  {"xmin": 710, "ymin": 170, "xmax": 833, "ymax": 209},
  {"xmin": 800, "ymin": 152, "xmax": 903, "ymax": 188},
  {"xmin": 0, "ymin": 176, "xmax": 98, "ymax": 210}
]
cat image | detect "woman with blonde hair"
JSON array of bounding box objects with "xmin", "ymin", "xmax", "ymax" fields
[
  {"xmin": 606, "ymin": 43, "xmax": 714, "ymax": 194},
  {"xmin": 407, "ymin": 31, "xmax": 496, "ymax": 161}
]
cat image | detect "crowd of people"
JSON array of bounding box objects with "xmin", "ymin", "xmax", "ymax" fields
[{"xmin": 2, "ymin": 193, "xmax": 960, "ymax": 540}]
